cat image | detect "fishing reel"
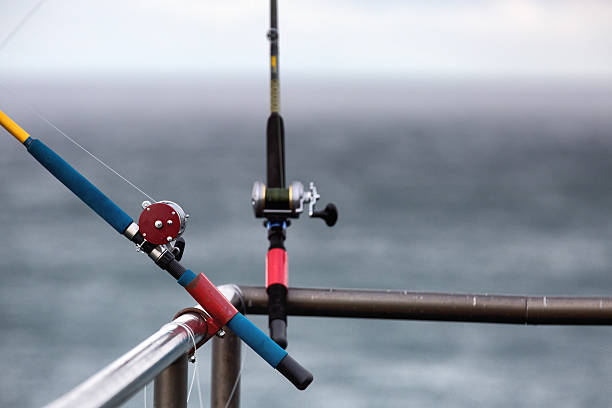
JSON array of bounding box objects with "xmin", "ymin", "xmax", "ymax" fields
[
  {"xmin": 251, "ymin": 181, "xmax": 338, "ymax": 226},
  {"xmin": 138, "ymin": 200, "xmax": 188, "ymax": 260}
]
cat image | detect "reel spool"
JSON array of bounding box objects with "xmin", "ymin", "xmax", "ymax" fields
[
  {"xmin": 251, "ymin": 181, "xmax": 337, "ymax": 226},
  {"xmin": 138, "ymin": 200, "xmax": 188, "ymax": 245},
  {"xmin": 252, "ymin": 180, "xmax": 303, "ymax": 218}
]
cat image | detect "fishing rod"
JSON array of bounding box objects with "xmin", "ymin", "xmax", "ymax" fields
[
  {"xmin": 251, "ymin": 0, "xmax": 338, "ymax": 349},
  {"xmin": 0, "ymin": 109, "xmax": 313, "ymax": 390}
]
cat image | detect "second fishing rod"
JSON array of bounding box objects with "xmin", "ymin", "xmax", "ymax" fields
[{"xmin": 252, "ymin": 0, "xmax": 339, "ymax": 349}]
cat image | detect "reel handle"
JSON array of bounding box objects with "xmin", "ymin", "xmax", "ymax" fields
[{"xmin": 311, "ymin": 203, "xmax": 338, "ymax": 227}]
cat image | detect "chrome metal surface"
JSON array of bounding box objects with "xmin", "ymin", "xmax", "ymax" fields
[
  {"xmin": 123, "ymin": 222, "xmax": 140, "ymax": 240},
  {"xmin": 45, "ymin": 313, "xmax": 211, "ymax": 408},
  {"xmin": 158, "ymin": 200, "xmax": 187, "ymax": 236},
  {"xmin": 251, "ymin": 181, "xmax": 266, "ymax": 217},
  {"xmin": 305, "ymin": 182, "xmax": 320, "ymax": 216},
  {"xmin": 289, "ymin": 180, "xmax": 304, "ymax": 211},
  {"xmin": 148, "ymin": 246, "xmax": 166, "ymax": 262},
  {"xmin": 262, "ymin": 208, "xmax": 292, "ymax": 213},
  {"xmin": 218, "ymin": 284, "xmax": 246, "ymax": 313}
]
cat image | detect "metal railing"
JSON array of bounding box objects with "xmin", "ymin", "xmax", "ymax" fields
[
  {"xmin": 45, "ymin": 284, "xmax": 612, "ymax": 408},
  {"xmin": 44, "ymin": 310, "xmax": 213, "ymax": 408}
]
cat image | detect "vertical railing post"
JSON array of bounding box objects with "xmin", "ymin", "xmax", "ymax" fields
[
  {"xmin": 154, "ymin": 354, "xmax": 188, "ymax": 408},
  {"xmin": 211, "ymin": 330, "xmax": 241, "ymax": 408}
]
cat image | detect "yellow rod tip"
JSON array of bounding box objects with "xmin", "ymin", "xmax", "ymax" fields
[{"xmin": 0, "ymin": 109, "xmax": 30, "ymax": 144}]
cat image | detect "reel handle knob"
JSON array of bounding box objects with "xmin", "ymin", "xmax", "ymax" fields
[
  {"xmin": 312, "ymin": 203, "xmax": 338, "ymax": 227},
  {"xmin": 172, "ymin": 237, "xmax": 186, "ymax": 261}
]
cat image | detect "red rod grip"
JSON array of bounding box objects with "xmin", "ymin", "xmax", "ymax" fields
[
  {"xmin": 185, "ymin": 273, "xmax": 238, "ymax": 326},
  {"xmin": 266, "ymin": 248, "xmax": 288, "ymax": 287}
]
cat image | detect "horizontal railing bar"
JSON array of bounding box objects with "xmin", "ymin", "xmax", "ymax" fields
[
  {"xmin": 45, "ymin": 284, "xmax": 612, "ymax": 408},
  {"xmin": 45, "ymin": 311, "xmax": 213, "ymax": 408},
  {"xmin": 236, "ymin": 286, "xmax": 612, "ymax": 325}
]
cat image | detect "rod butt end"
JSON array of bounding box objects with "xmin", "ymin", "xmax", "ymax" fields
[{"xmin": 276, "ymin": 354, "xmax": 313, "ymax": 390}]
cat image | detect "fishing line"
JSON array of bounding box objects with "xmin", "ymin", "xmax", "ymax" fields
[
  {"xmin": 33, "ymin": 107, "xmax": 157, "ymax": 202},
  {"xmin": 194, "ymin": 353, "xmax": 204, "ymax": 408},
  {"xmin": 0, "ymin": 0, "xmax": 49, "ymax": 53},
  {"xmin": 1, "ymin": 3, "xmax": 157, "ymax": 202},
  {"xmin": 172, "ymin": 321, "xmax": 204, "ymax": 408},
  {"xmin": 174, "ymin": 320, "xmax": 244, "ymax": 408},
  {"xmin": 0, "ymin": 82, "xmax": 157, "ymax": 202}
]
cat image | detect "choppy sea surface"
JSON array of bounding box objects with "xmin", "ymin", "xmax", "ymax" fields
[{"xmin": 1, "ymin": 76, "xmax": 612, "ymax": 407}]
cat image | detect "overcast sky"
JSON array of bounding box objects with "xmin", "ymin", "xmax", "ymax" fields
[{"xmin": 0, "ymin": 0, "xmax": 611, "ymax": 78}]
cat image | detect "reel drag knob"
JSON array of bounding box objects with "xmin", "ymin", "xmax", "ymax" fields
[{"xmin": 138, "ymin": 201, "xmax": 187, "ymax": 245}]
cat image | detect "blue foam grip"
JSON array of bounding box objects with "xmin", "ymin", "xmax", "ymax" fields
[
  {"xmin": 27, "ymin": 139, "xmax": 134, "ymax": 234},
  {"xmin": 227, "ymin": 312, "xmax": 288, "ymax": 367},
  {"xmin": 177, "ymin": 269, "xmax": 197, "ymax": 287}
]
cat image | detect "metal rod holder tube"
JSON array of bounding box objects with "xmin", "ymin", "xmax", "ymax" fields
[
  {"xmin": 154, "ymin": 354, "xmax": 188, "ymax": 408},
  {"xmin": 211, "ymin": 330, "xmax": 242, "ymax": 408}
]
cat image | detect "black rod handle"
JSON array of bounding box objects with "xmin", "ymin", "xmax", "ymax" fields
[
  {"xmin": 269, "ymin": 318, "xmax": 287, "ymax": 349},
  {"xmin": 276, "ymin": 354, "xmax": 314, "ymax": 390},
  {"xmin": 267, "ymin": 283, "xmax": 288, "ymax": 349}
]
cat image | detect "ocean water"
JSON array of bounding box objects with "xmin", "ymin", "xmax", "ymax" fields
[{"xmin": 1, "ymin": 76, "xmax": 612, "ymax": 407}]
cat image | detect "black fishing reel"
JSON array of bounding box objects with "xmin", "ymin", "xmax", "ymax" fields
[{"xmin": 251, "ymin": 181, "xmax": 338, "ymax": 226}]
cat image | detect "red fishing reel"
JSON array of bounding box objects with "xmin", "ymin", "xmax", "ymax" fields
[{"xmin": 138, "ymin": 200, "xmax": 188, "ymax": 245}]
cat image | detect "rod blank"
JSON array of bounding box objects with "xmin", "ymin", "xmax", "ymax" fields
[{"xmin": 0, "ymin": 108, "xmax": 30, "ymax": 143}]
